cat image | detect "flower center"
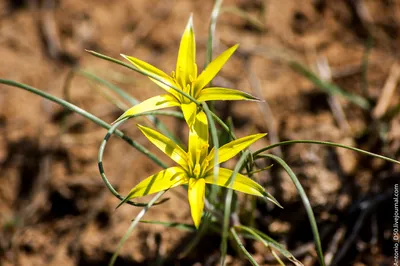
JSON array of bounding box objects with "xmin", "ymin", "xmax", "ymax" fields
[
  {"xmin": 189, "ymin": 144, "xmax": 210, "ymax": 179},
  {"xmin": 171, "ymin": 71, "xmax": 196, "ymax": 103}
]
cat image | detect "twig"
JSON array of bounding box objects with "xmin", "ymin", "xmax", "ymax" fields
[
  {"xmin": 331, "ymin": 189, "xmax": 392, "ymax": 265},
  {"xmin": 245, "ymin": 59, "xmax": 282, "ymax": 157},
  {"xmin": 372, "ymin": 62, "xmax": 400, "ymax": 119},
  {"xmin": 324, "ymin": 227, "xmax": 346, "ymax": 266},
  {"xmin": 314, "ymin": 56, "xmax": 351, "ymax": 134}
]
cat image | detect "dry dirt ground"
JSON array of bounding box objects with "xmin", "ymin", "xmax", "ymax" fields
[{"xmin": 1, "ymin": 0, "xmax": 400, "ymax": 265}]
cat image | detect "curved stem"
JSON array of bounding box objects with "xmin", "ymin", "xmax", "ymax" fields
[
  {"xmin": 0, "ymin": 78, "xmax": 168, "ymax": 168},
  {"xmin": 259, "ymin": 154, "xmax": 325, "ymax": 266},
  {"xmin": 98, "ymin": 118, "xmax": 168, "ymax": 207},
  {"xmin": 0, "ymin": 78, "xmax": 171, "ymax": 206},
  {"xmin": 253, "ymin": 139, "xmax": 400, "ymax": 165}
]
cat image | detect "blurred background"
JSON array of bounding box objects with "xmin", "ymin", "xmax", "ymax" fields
[{"xmin": 0, "ymin": 0, "xmax": 399, "ymax": 265}]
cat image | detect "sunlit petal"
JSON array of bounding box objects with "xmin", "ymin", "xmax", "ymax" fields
[
  {"xmin": 204, "ymin": 168, "xmax": 281, "ymax": 207},
  {"xmin": 197, "ymin": 87, "xmax": 261, "ymax": 102},
  {"xmin": 193, "ymin": 44, "xmax": 238, "ymax": 95},
  {"xmin": 137, "ymin": 125, "xmax": 188, "ymax": 169},
  {"xmin": 121, "ymin": 54, "xmax": 178, "ymax": 95},
  {"xmin": 205, "ymin": 168, "xmax": 264, "ymax": 196},
  {"xmin": 181, "ymin": 102, "xmax": 198, "ymax": 127},
  {"xmin": 207, "ymin": 133, "xmax": 267, "ymax": 167},
  {"xmin": 176, "ymin": 15, "xmax": 196, "ymax": 88},
  {"xmin": 188, "ymin": 111, "xmax": 209, "ymax": 162},
  {"xmin": 118, "ymin": 167, "xmax": 188, "ymax": 207},
  {"xmin": 188, "ymin": 178, "xmax": 205, "ymax": 228},
  {"xmin": 114, "ymin": 94, "xmax": 179, "ymax": 123}
]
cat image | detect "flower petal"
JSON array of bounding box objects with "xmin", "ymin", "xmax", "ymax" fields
[
  {"xmin": 121, "ymin": 54, "xmax": 178, "ymax": 96},
  {"xmin": 176, "ymin": 15, "xmax": 197, "ymax": 88},
  {"xmin": 114, "ymin": 94, "xmax": 179, "ymax": 123},
  {"xmin": 188, "ymin": 111, "xmax": 209, "ymax": 162},
  {"xmin": 193, "ymin": 44, "xmax": 239, "ymax": 95},
  {"xmin": 207, "ymin": 133, "xmax": 267, "ymax": 167},
  {"xmin": 137, "ymin": 125, "xmax": 188, "ymax": 169},
  {"xmin": 188, "ymin": 177, "xmax": 206, "ymax": 228},
  {"xmin": 197, "ymin": 87, "xmax": 261, "ymax": 102},
  {"xmin": 181, "ymin": 102, "xmax": 198, "ymax": 127},
  {"xmin": 204, "ymin": 168, "xmax": 265, "ymax": 196},
  {"xmin": 118, "ymin": 167, "xmax": 188, "ymax": 207}
]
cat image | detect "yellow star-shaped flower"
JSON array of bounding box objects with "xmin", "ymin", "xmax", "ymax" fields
[
  {"xmin": 115, "ymin": 15, "xmax": 259, "ymax": 127},
  {"xmin": 118, "ymin": 112, "xmax": 278, "ymax": 228}
]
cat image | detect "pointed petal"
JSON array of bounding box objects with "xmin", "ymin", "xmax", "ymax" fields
[
  {"xmin": 204, "ymin": 168, "xmax": 265, "ymax": 196},
  {"xmin": 119, "ymin": 167, "xmax": 188, "ymax": 206},
  {"xmin": 188, "ymin": 178, "xmax": 205, "ymax": 228},
  {"xmin": 137, "ymin": 125, "xmax": 189, "ymax": 169},
  {"xmin": 121, "ymin": 54, "xmax": 178, "ymax": 95},
  {"xmin": 176, "ymin": 15, "xmax": 196, "ymax": 87},
  {"xmin": 197, "ymin": 87, "xmax": 261, "ymax": 102},
  {"xmin": 194, "ymin": 44, "xmax": 239, "ymax": 94},
  {"xmin": 181, "ymin": 102, "xmax": 197, "ymax": 127},
  {"xmin": 188, "ymin": 111, "xmax": 209, "ymax": 162},
  {"xmin": 207, "ymin": 133, "xmax": 267, "ymax": 167},
  {"xmin": 204, "ymin": 168, "xmax": 281, "ymax": 206},
  {"xmin": 114, "ymin": 94, "xmax": 179, "ymax": 123}
]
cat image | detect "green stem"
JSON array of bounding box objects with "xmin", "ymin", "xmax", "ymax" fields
[
  {"xmin": 220, "ymin": 150, "xmax": 250, "ymax": 266},
  {"xmin": 206, "ymin": 0, "xmax": 224, "ymax": 67},
  {"xmin": 109, "ymin": 190, "xmax": 167, "ymax": 266},
  {"xmin": 0, "ymin": 78, "xmax": 167, "ymax": 168},
  {"xmin": 86, "ymin": 50, "xmax": 200, "ymax": 105},
  {"xmin": 98, "ymin": 118, "xmax": 168, "ymax": 207},
  {"xmin": 258, "ymin": 154, "xmax": 325, "ymax": 266},
  {"xmin": 230, "ymin": 228, "xmax": 259, "ymax": 266},
  {"xmin": 253, "ymin": 139, "xmax": 400, "ymax": 165}
]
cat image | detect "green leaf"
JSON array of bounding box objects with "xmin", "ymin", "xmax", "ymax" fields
[
  {"xmin": 140, "ymin": 220, "xmax": 196, "ymax": 231},
  {"xmin": 236, "ymin": 225, "xmax": 304, "ymax": 266},
  {"xmin": 257, "ymin": 154, "xmax": 325, "ymax": 266}
]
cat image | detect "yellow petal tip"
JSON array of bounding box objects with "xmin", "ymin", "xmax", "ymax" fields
[
  {"xmin": 232, "ymin": 43, "xmax": 239, "ymax": 51},
  {"xmin": 186, "ymin": 14, "xmax": 194, "ymax": 31}
]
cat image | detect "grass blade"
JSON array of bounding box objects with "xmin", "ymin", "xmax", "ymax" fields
[
  {"xmin": 220, "ymin": 150, "xmax": 250, "ymax": 265},
  {"xmin": 0, "ymin": 79, "xmax": 167, "ymax": 168},
  {"xmin": 230, "ymin": 227, "xmax": 259, "ymax": 266},
  {"xmin": 86, "ymin": 50, "xmax": 199, "ymax": 105},
  {"xmin": 221, "ymin": 6, "xmax": 264, "ymax": 31},
  {"xmin": 256, "ymin": 154, "xmax": 325, "ymax": 266},
  {"xmin": 77, "ymin": 69, "xmax": 183, "ymax": 144},
  {"xmin": 289, "ymin": 61, "xmax": 370, "ymax": 109},
  {"xmin": 237, "ymin": 225, "xmax": 303, "ymax": 266},
  {"xmin": 140, "ymin": 220, "xmax": 196, "ymax": 231},
  {"xmin": 109, "ymin": 190, "xmax": 167, "ymax": 266},
  {"xmin": 206, "ymin": 0, "xmax": 224, "ymax": 67},
  {"xmin": 98, "ymin": 118, "xmax": 168, "ymax": 207},
  {"xmin": 253, "ymin": 140, "xmax": 400, "ymax": 165}
]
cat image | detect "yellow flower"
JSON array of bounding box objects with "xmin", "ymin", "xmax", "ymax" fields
[
  {"xmin": 118, "ymin": 111, "xmax": 276, "ymax": 228},
  {"xmin": 115, "ymin": 15, "xmax": 259, "ymax": 127}
]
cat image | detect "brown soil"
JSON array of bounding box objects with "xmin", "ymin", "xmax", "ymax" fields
[{"xmin": 1, "ymin": 0, "xmax": 399, "ymax": 265}]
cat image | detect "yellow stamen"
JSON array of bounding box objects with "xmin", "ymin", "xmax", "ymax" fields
[{"xmin": 193, "ymin": 149, "xmax": 201, "ymax": 178}]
